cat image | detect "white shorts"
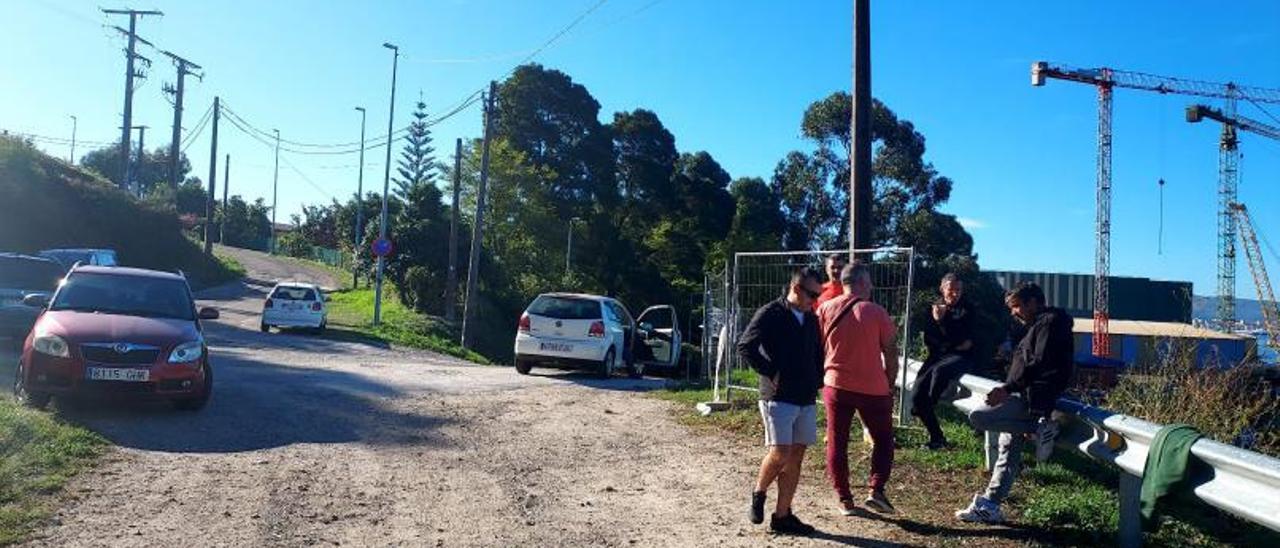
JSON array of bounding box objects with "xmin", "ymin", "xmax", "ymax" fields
[{"xmin": 759, "ymin": 400, "xmax": 817, "ymax": 446}]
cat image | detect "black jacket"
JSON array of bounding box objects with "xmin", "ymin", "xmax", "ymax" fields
[
  {"xmin": 924, "ymin": 297, "xmax": 975, "ymax": 363},
  {"xmin": 1003, "ymin": 306, "xmax": 1075, "ymax": 414},
  {"xmin": 737, "ymin": 298, "xmax": 823, "ymax": 405}
]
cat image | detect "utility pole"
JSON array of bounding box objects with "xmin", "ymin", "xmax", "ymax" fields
[
  {"xmin": 565, "ymin": 217, "xmax": 580, "ymax": 276},
  {"xmin": 270, "ymin": 129, "xmax": 280, "ymax": 254},
  {"xmin": 849, "ymin": 0, "xmax": 872, "ymax": 252},
  {"xmin": 445, "ymin": 137, "xmax": 462, "ymax": 322},
  {"xmin": 462, "ymin": 81, "xmax": 497, "ymax": 349},
  {"xmin": 161, "ymin": 50, "xmax": 202, "ymax": 188},
  {"xmin": 68, "ymin": 115, "xmax": 77, "ymax": 164},
  {"xmin": 134, "ymin": 125, "xmax": 147, "ymax": 196},
  {"xmin": 103, "ymin": 8, "xmax": 162, "ymax": 190},
  {"xmin": 354, "ymin": 106, "xmax": 367, "ymax": 289},
  {"xmin": 203, "ymin": 97, "xmax": 219, "ymax": 256},
  {"xmin": 220, "ymin": 153, "xmax": 230, "ymax": 244},
  {"xmin": 374, "ymin": 42, "xmax": 399, "ymax": 326}
]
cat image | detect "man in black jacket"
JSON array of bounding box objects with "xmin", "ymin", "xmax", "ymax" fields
[
  {"xmin": 912, "ymin": 273, "xmax": 975, "ymax": 450},
  {"xmin": 955, "ymin": 281, "xmax": 1074, "ymax": 524},
  {"xmin": 738, "ymin": 267, "xmax": 824, "ymax": 536}
]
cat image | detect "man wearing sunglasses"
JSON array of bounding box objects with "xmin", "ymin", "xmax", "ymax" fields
[
  {"xmin": 816, "ymin": 263, "xmax": 900, "ymax": 516},
  {"xmin": 738, "ymin": 267, "xmax": 825, "ymax": 536}
]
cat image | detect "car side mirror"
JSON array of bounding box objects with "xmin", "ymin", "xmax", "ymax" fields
[
  {"xmin": 198, "ymin": 307, "xmax": 220, "ymax": 320},
  {"xmin": 22, "ymin": 294, "xmax": 50, "ymax": 309}
]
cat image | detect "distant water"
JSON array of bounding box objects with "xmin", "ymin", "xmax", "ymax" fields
[{"xmin": 1258, "ymin": 333, "xmax": 1278, "ymax": 364}]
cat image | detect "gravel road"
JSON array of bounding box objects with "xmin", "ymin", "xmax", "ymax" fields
[{"xmin": 17, "ymin": 249, "xmax": 922, "ymax": 547}]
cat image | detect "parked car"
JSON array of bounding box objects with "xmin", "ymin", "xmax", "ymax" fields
[
  {"xmin": 0, "ymin": 253, "xmax": 66, "ymax": 346},
  {"xmin": 260, "ymin": 282, "xmax": 327, "ymax": 333},
  {"xmin": 14, "ymin": 265, "xmax": 217, "ymax": 411},
  {"xmin": 39, "ymin": 248, "xmax": 118, "ymax": 270},
  {"xmin": 513, "ymin": 292, "xmax": 681, "ymax": 378}
]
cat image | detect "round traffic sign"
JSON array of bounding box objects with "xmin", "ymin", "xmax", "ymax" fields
[{"xmin": 372, "ymin": 237, "xmax": 394, "ymax": 258}]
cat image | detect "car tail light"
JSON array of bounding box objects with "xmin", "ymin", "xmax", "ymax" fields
[
  {"xmin": 265, "ymin": 298, "xmax": 274, "ymax": 309},
  {"xmin": 311, "ymin": 302, "xmax": 322, "ymax": 311},
  {"xmin": 518, "ymin": 313, "xmax": 531, "ymax": 332},
  {"xmin": 588, "ymin": 321, "xmax": 605, "ymax": 338}
]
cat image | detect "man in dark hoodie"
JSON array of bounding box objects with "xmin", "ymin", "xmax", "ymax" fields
[
  {"xmin": 912, "ymin": 273, "xmax": 975, "ymax": 450},
  {"xmin": 955, "ymin": 281, "xmax": 1074, "ymax": 524},
  {"xmin": 738, "ymin": 267, "xmax": 825, "ymax": 536}
]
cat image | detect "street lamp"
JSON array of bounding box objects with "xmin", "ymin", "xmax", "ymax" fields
[
  {"xmin": 354, "ymin": 106, "xmax": 367, "ymax": 289},
  {"xmin": 68, "ymin": 115, "xmax": 77, "ymax": 164},
  {"xmin": 374, "ymin": 42, "xmax": 399, "ymax": 326},
  {"xmin": 566, "ymin": 217, "xmax": 581, "ymax": 276}
]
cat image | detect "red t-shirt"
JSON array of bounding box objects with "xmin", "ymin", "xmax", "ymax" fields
[
  {"xmin": 816, "ymin": 294, "xmax": 896, "ymax": 396},
  {"xmin": 813, "ymin": 281, "xmax": 844, "ymax": 310}
]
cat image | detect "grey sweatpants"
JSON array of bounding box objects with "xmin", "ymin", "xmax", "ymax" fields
[{"xmin": 968, "ymin": 396, "xmax": 1038, "ymax": 504}]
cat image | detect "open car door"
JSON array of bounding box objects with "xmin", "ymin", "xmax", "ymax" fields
[{"xmin": 634, "ymin": 305, "xmax": 681, "ymax": 370}]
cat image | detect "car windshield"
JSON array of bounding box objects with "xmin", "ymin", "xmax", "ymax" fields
[
  {"xmin": 272, "ymin": 286, "xmax": 317, "ymax": 301},
  {"xmin": 527, "ymin": 296, "xmax": 601, "ymax": 320},
  {"xmin": 50, "ymin": 273, "xmax": 194, "ymax": 320},
  {"xmin": 41, "ymin": 250, "xmax": 91, "ymax": 267},
  {"xmin": 0, "ymin": 257, "xmax": 64, "ymax": 291}
]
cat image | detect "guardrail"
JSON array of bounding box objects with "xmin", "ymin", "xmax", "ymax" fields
[{"xmin": 900, "ymin": 360, "xmax": 1280, "ymax": 547}]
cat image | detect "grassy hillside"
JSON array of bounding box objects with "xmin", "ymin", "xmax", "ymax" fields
[{"xmin": 0, "ymin": 136, "xmax": 238, "ymax": 288}]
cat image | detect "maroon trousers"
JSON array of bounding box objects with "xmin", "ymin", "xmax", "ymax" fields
[{"xmin": 823, "ymin": 385, "xmax": 894, "ymax": 499}]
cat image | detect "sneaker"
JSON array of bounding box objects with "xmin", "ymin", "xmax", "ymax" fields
[
  {"xmin": 838, "ymin": 496, "xmax": 858, "ymax": 516},
  {"xmin": 954, "ymin": 494, "xmax": 1005, "ymax": 524},
  {"xmin": 749, "ymin": 491, "xmax": 766, "ymax": 524},
  {"xmin": 1035, "ymin": 417, "xmax": 1060, "ymax": 462},
  {"xmin": 863, "ymin": 490, "xmax": 897, "ymax": 514},
  {"xmin": 769, "ymin": 512, "xmax": 816, "ymax": 536}
]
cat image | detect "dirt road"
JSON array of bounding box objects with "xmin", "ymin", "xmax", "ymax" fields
[{"xmin": 20, "ymin": 252, "xmax": 920, "ymax": 547}]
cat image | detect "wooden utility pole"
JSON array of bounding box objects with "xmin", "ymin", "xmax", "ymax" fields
[
  {"xmin": 220, "ymin": 154, "xmax": 230, "ymax": 244},
  {"xmin": 162, "ymin": 50, "xmax": 202, "ymax": 187},
  {"xmin": 461, "ymin": 82, "xmax": 497, "ymax": 349},
  {"xmin": 445, "ymin": 137, "xmax": 462, "ymax": 323},
  {"xmin": 203, "ymin": 97, "xmax": 219, "ymax": 255},
  {"xmin": 850, "ymin": 0, "xmax": 872, "ymax": 251},
  {"xmin": 103, "ymin": 8, "xmax": 162, "ymax": 190}
]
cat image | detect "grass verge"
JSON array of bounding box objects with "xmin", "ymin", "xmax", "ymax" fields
[
  {"xmin": 325, "ymin": 287, "xmax": 489, "ymax": 364},
  {"xmin": 0, "ymin": 399, "xmax": 106, "ymax": 545},
  {"xmin": 652, "ymin": 382, "xmax": 1278, "ymax": 547}
]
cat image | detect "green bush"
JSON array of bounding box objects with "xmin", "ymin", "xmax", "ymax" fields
[{"xmin": 277, "ymin": 232, "xmax": 312, "ymax": 259}]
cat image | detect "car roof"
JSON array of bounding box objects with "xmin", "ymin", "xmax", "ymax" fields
[
  {"xmin": 540, "ymin": 292, "xmax": 611, "ymax": 302},
  {"xmin": 0, "ymin": 252, "xmax": 60, "ymax": 264},
  {"xmin": 274, "ymin": 281, "xmax": 321, "ymax": 289},
  {"xmin": 71, "ymin": 265, "xmax": 185, "ymax": 281},
  {"xmin": 40, "ymin": 248, "xmax": 115, "ymax": 254}
]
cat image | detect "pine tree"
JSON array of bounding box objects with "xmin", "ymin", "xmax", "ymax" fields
[{"xmin": 394, "ymin": 94, "xmax": 438, "ymax": 200}]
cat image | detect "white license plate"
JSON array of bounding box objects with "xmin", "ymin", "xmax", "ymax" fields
[
  {"xmin": 86, "ymin": 367, "xmax": 150, "ymax": 382},
  {"xmin": 539, "ymin": 342, "xmax": 573, "ymax": 353}
]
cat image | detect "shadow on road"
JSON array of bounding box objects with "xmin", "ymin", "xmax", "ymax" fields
[
  {"xmin": 524, "ymin": 369, "xmax": 670, "ymax": 393},
  {"xmin": 843, "ymin": 506, "xmax": 1078, "ymax": 546},
  {"xmin": 52, "ymin": 352, "xmax": 455, "ymax": 454},
  {"xmin": 203, "ymin": 316, "xmax": 392, "ymax": 353}
]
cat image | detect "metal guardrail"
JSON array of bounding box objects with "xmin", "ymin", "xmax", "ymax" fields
[{"xmin": 900, "ymin": 360, "xmax": 1280, "ymax": 546}]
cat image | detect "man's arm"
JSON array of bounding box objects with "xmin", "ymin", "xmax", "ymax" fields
[
  {"xmin": 1003, "ymin": 322, "xmax": 1050, "ymax": 393},
  {"xmin": 880, "ymin": 309, "xmax": 900, "ymax": 386},
  {"xmin": 737, "ymin": 307, "xmax": 778, "ymax": 378}
]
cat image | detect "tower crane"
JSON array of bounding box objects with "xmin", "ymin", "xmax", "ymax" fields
[
  {"xmin": 1031, "ymin": 62, "xmax": 1280, "ymax": 356},
  {"xmin": 1228, "ymin": 203, "xmax": 1280, "ymax": 352}
]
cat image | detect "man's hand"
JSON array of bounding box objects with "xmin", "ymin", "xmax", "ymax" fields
[
  {"xmin": 885, "ymin": 366, "xmax": 899, "ymax": 386},
  {"xmin": 772, "ymin": 373, "xmax": 780, "ymax": 387},
  {"xmin": 986, "ymin": 386, "xmax": 1010, "ymax": 406},
  {"xmin": 931, "ymin": 303, "xmax": 945, "ymax": 322}
]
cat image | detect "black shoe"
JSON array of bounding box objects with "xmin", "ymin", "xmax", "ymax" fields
[
  {"xmin": 749, "ymin": 491, "xmax": 766, "ymax": 524},
  {"xmin": 769, "ymin": 512, "xmax": 816, "ymax": 536},
  {"xmin": 923, "ymin": 439, "xmax": 952, "ymax": 451}
]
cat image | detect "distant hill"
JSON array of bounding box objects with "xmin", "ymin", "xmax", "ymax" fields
[{"xmin": 1193, "ymin": 295, "xmax": 1264, "ymax": 323}]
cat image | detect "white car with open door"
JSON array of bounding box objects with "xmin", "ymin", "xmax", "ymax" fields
[
  {"xmin": 261, "ymin": 282, "xmax": 327, "ymax": 333},
  {"xmin": 513, "ymin": 293, "xmax": 680, "ymax": 378}
]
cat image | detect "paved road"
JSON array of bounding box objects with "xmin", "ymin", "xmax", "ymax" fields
[{"xmin": 17, "ymin": 251, "xmax": 925, "ymax": 547}]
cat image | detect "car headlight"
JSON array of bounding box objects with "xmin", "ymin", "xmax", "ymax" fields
[
  {"xmin": 32, "ymin": 335, "xmax": 70, "ymax": 358},
  {"xmin": 168, "ymin": 340, "xmax": 204, "ymax": 363}
]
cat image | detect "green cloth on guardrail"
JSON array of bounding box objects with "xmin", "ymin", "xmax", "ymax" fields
[{"xmin": 1140, "ymin": 423, "xmax": 1203, "ymax": 527}]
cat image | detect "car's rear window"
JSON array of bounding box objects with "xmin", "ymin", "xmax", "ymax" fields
[
  {"xmin": 0, "ymin": 257, "xmax": 64, "ymax": 291},
  {"xmin": 50, "ymin": 272, "xmax": 194, "ymax": 321},
  {"xmin": 272, "ymin": 286, "xmax": 318, "ymax": 301},
  {"xmin": 527, "ymin": 296, "xmax": 601, "ymax": 320}
]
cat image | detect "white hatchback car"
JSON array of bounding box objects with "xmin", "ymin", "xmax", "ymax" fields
[
  {"xmin": 513, "ymin": 293, "xmax": 681, "ymax": 378},
  {"xmin": 261, "ymin": 282, "xmax": 327, "ymax": 333}
]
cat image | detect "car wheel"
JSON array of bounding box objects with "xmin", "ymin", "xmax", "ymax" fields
[
  {"xmin": 260, "ymin": 322, "xmax": 270, "ymax": 333},
  {"xmin": 515, "ymin": 359, "xmax": 532, "ymax": 375},
  {"xmin": 14, "ymin": 363, "xmax": 51, "ymax": 410},
  {"xmin": 173, "ymin": 363, "xmax": 213, "ymax": 412},
  {"xmin": 598, "ymin": 348, "xmax": 616, "ymax": 379}
]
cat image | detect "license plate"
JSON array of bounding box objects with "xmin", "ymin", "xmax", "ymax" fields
[
  {"xmin": 86, "ymin": 367, "xmax": 150, "ymax": 382},
  {"xmin": 539, "ymin": 342, "xmax": 573, "ymax": 353},
  {"xmin": 285, "ymin": 303, "xmax": 302, "ymax": 311}
]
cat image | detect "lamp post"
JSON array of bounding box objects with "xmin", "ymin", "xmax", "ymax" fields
[
  {"xmin": 353, "ymin": 106, "xmax": 367, "ymax": 289},
  {"xmin": 566, "ymin": 217, "xmax": 581, "ymax": 276},
  {"xmin": 373, "ymin": 42, "xmax": 399, "ymax": 326}
]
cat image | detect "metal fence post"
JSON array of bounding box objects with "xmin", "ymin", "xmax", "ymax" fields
[
  {"xmin": 1118, "ymin": 472, "xmax": 1143, "ymax": 548},
  {"xmin": 898, "ymin": 248, "xmax": 916, "ymax": 426}
]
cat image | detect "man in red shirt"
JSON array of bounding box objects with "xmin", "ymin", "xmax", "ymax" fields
[
  {"xmin": 814, "ymin": 254, "xmax": 847, "ymax": 310},
  {"xmin": 816, "ymin": 263, "xmax": 900, "ymax": 515}
]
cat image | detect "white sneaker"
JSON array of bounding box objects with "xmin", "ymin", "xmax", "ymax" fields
[
  {"xmin": 1035, "ymin": 417, "xmax": 1060, "ymax": 462},
  {"xmin": 954, "ymin": 495, "xmax": 1005, "ymax": 524}
]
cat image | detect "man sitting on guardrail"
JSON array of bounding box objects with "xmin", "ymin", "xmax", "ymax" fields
[
  {"xmin": 738, "ymin": 267, "xmax": 826, "ymax": 536},
  {"xmin": 912, "ymin": 273, "xmax": 975, "ymax": 450},
  {"xmin": 955, "ymin": 281, "xmax": 1074, "ymax": 524}
]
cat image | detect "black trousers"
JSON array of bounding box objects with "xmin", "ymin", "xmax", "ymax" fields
[{"xmin": 911, "ymin": 354, "xmax": 971, "ymax": 443}]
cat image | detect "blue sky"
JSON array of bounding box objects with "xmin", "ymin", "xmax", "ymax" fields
[{"xmin": 4, "ymin": 0, "xmax": 1280, "ymax": 298}]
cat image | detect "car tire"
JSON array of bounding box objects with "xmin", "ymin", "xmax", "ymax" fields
[
  {"xmin": 515, "ymin": 359, "xmax": 532, "ymax": 375},
  {"xmin": 260, "ymin": 323, "xmax": 270, "ymax": 333},
  {"xmin": 598, "ymin": 348, "xmax": 616, "ymax": 379},
  {"xmin": 13, "ymin": 363, "xmax": 51, "ymax": 410},
  {"xmin": 173, "ymin": 363, "xmax": 213, "ymax": 412}
]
